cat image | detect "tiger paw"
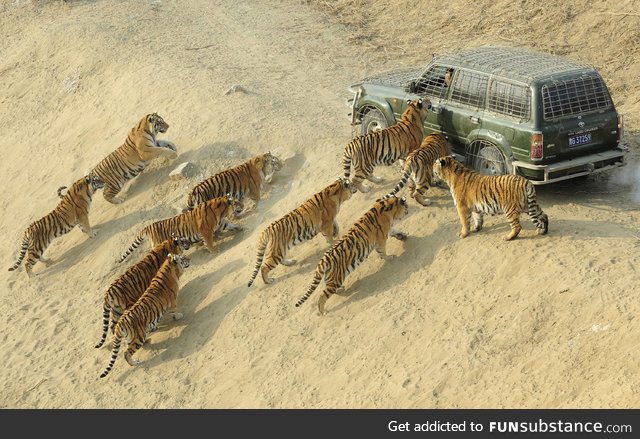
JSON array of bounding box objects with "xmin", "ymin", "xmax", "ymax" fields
[
  {"xmin": 106, "ymin": 196, "xmax": 124, "ymax": 205},
  {"xmin": 458, "ymin": 231, "xmax": 469, "ymax": 239},
  {"xmin": 172, "ymin": 312, "xmax": 184, "ymax": 321},
  {"xmin": 366, "ymin": 175, "xmax": 384, "ymax": 184},
  {"xmin": 88, "ymin": 230, "xmax": 98, "ymax": 239},
  {"xmin": 391, "ymin": 231, "xmax": 408, "ymax": 241},
  {"xmin": 281, "ymin": 259, "xmax": 297, "ymax": 266}
]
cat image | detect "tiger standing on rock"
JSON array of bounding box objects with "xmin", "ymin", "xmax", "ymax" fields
[
  {"xmin": 295, "ymin": 195, "xmax": 409, "ymax": 315},
  {"xmin": 432, "ymin": 156, "xmax": 549, "ymax": 240},
  {"xmin": 386, "ymin": 133, "xmax": 450, "ymax": 206},
  {"xmin": 118, "ymin": 195, "xmax": 243, "ymax": 262},
  {"xmin": 247, "ymin": 177, "xmax": 357, "ymax": 287},
  {"xmin": 95, "ymin": 236, "xmax": 191, "ymax": 349},
  {"xmin": 99, "ymin": 253, "xmax": 190, "ymax": 378},
  {"xmin": 184, "ymin": 152, "xmax": 281, "ymax": 212},
  {"xmin": 343, "ymin": 98, "xmax": 431, "ymax": 193},
  {"xmin": 8, "ymin": 174, "xmax": 105, "ymax": 277},
  {"xmin": 92, "ymin": 113, "xmax": 177, "ymax": 205}
]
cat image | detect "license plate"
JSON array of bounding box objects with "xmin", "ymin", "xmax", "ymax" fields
[{"xmin": 568, "ymin": 132, "xmax": 592, "ymax": 147}]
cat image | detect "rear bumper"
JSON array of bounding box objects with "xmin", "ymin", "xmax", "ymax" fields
[{"xmin": 512, "ymin": 146, "xmax": 628, "ymax": 185}]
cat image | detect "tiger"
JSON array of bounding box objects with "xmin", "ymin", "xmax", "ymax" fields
[
  {"xmin": 8, "ymin": 173, "xmax": 105, "ymax": 277},
  {"xmin": 342, "ymin": 98, "xmax": 432, "ymax": 193},
  {"xmin": 184, "ymin": 152, "xmax": 282, "ymax": 212},
  {"xmin": 99, "ymin": 253, "xmax": 190, "ymax": 378},
  {"xmin": 247, "ymin": 177, "xmax": 357, "ymax": 287},
  {"xmin": 385, "ymin": 133, "xmax": 450, "ymax": 206},
  {"xmin": 295, "ymin": 195, "xmax": 409, "ymax": 315},
  {"xmin": 118, "ymin": 194, "xmax": 243, "ymax": 263},
  {"xmin": 91, "ymin": 113, "xmax": 177, "ymax": 205},
  {"xmin": 432, "ymin": 156, "xmax": 549, "ymax": 240},
  {"xmin": 95, "ymin": 236, "xmax": 192, "ymax": 349}
]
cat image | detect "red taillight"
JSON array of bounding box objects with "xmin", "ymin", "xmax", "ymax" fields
[
  {"xmin": 531, "ymin": 131, "xmax": 543, "ymax": 160},
  {"xmin": 617, "ymin": 114, "xmax": 624, "ymax": 144}
]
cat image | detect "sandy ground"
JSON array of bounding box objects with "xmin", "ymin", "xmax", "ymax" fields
[{"xmin": 1, "ymin": 0, "xmax": 639, "ymax": 408}]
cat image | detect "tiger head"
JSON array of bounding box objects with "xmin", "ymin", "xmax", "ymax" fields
[
  {"xmin": 405, "ymin": 98, "xmax": 432, "ymax": 122},
  {"xmin": 169, "ymin": 233, "xmax": 192, "ymax": 253},
  {"xmin": 147, "ymin": 113, "xmax": 169, "ymax": 135},
  {"xmin": 433, "ymin": 155, "xmax": 464, "ymax": 184},
  {"xmin": 225, "ymin": 194, "xmax": 245, "ymax": 217},
  {"xmin": 332, "ymin": 177, "xmax": 357, "ymax": 202},
  {"xmin": 377, "ymin": 194, "xmax": 409, "ymax": 221},
  {"xmin": 167, "ymin": 253, "xmax": 191, "ymax": 270},
  {"xmin": 85, "ymin": 173, "xmax": 106, "ymax": 193}
]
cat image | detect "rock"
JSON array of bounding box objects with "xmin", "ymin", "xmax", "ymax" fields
[
  {"xmin": 169, "ymin": 162, "xmax": 196, "ymax": 180},
  {"xmin": 224, "ymin": 84, "xmax": 248, "ymax": 95}
]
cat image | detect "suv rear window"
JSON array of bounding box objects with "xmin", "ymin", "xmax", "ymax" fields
[
  {"xmin": 488, "ymin": 80, "xmax": 530, "ymax": 120},
  {"xmin": 450, "ymin": 70, "xmax": 488, "ymax": 108},
  {"xmin": 541, "ymin": 75, "xmax": 611, "ymax": 120}
]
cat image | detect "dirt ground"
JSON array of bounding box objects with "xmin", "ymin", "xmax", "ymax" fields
[{"xmin": 1, "ymin": 0, "xmax": 639, "ymax": 408}]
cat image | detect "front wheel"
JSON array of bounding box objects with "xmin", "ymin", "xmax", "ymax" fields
[
  {"xmin": 361, "ymin": 108, "xmax": 388, "ymax": 135},
  {"xmin": 466, "ymin": 140, "xmax": 510, "ymax": 176}
]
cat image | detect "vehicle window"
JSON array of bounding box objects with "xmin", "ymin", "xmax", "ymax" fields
[
  {"xmin": 542, "ymin": 75, "xmax": 611, "ymax": 120},
  {"xmin": 450, "ymin": 70, "xmax": 488, "ymax": 108},
  {"xmin": 415, "ymin": 65, "xmax": 452, "ymax": 98},
  {"xmin": 488, "ymin": 80, "xmax": 531, "ymax": 120}
]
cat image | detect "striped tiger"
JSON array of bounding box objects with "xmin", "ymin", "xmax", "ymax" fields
[
  {"xmin": 118, "ymin": 195, "xmax": 243, "ymax": 262},
  {"xmin": 92, "ymin": 113, "xmax": 177, "ymax": 205},
  {"xmin": 343, "ymin": 98, "xmax": 432, "ymax": 193},
  {"xmin": 95, "ymin": 236, "xmax": 191, "ymax": 349},
  {"xmin": 247, "ymin": 177, "xmax": 357, "ymax": 287},
  {"xmin": 8, "ymin": 174, "xmax": 105, "ymax": 277},
  {"xmin": 386, "ymin": 133, "xmax": 450, "ymax": 206},
  {"xmin": 432, "ymin": 156, "xmax": 549, "ymax": 240},
  {"xmin": 295, "ymin": 195, "xmax": 409, "ymax": 315},
  {"xmin": 99, "ymin": 253, "xmax": 190, "ymax": 378},
  {"xmin": 184, "ymin": 152, "xmax": 281, "ymax": 212}
]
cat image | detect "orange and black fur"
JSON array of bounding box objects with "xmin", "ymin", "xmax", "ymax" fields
[
  {"xmin": 386, "ymin": 133, "xmax": 449, "ymax": 206},
  {"xmin": 343, "ymin": 99, "xmax": 431, "ymax": 193},
  {"xmin": 432, "ymin": 156, "xmax": 549, "ymax": 240},
  {"xmin": 95, "ymin": 236, "xmax": 191, "ymax": 349},
  {"xmin": 247, "ymin": 177, "xmax": 357, "ymax": 287},
  {"xmin": 295, "ymin": 195, "xmax": 409, "ymax": 314},
  {"xmin": 99, "ymin": 253, "xmax": 190, "ymax": 378},
  {"xmin": 8, "ymin": 174, "xmax": 104, "ymax": 277},
  {"xmin": 92, "ymin": 113, "xmax": 177, "ymax": 204},
  {"xmin": 184, "ymin": 152, "xmax": 281, "ymax": 212},
  {"xmin": 118, "ymin": 195, "xmax": 243, "ymax": 262}
]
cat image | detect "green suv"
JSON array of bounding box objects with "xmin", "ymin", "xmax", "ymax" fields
[{"xmin": 347, "ymin": 46, "xmax": 627, "ymax": 184}]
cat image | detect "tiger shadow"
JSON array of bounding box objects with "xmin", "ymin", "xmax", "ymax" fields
[
  {"xmin": 325, "ymin": 227, "xmax": 448, "ymax": 314},
  {"xmin": 113, "ymin": 259, "xmax": 248, "ymax": 378}
]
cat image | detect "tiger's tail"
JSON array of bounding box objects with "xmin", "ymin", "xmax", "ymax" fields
[
  {"xmin": 386, "ymin": 167, "xmax": 412, "ymax": 199},
  {"xmin": 247, "ymin": 230, "xmax": 269, "ymax": 287},
  {"xmin": 525, "ymin": 182, "xmax": 549, "ymax": 235},
  {"xmin": 118, "ymin": 233, "xmax": 146, "ymax": 263},
  {"xmin": 8, "ymin": 234, "xmax": 29, "ymax": 272},
  {"xmin": 295, "ymin": 260, "xmax": 326, "ymax": 307},
  {"xmin": 94, "ymin": 299, "xmax": 111, "ymax": 349},
  {"xmin": 57, "ymin": 186, "xmax": 68, "ymax": 199},
  {"xmin": 99, "ymin": 331, "xmax": 122, "ymax": 378},
  {"xmin": 342, "ymin": 144, "xmax": 353, "ymax": 179}
]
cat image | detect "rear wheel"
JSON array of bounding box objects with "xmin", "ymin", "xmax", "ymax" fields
[
  {"xmin": 466, "ymin": 140, "xmax": 510, "ymax": 176},
  {"xmin": 361, "ymin": 108, "xmax": 388, "ymax": 135}
]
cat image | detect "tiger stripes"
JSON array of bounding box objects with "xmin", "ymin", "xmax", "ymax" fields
[
  {"xmin": 432, "ymin": 156, "xmax": 549, "ymax": 240},
  {"xmin": 247, "ymin": 177, "xmax": 356, "ymax": 287},
  {"xmin": 385, "ymin": 133, "xmax": 449, "ymax": 206},
  {"xmin": 95, "ymin": 236, "xmax": 191, "ymax": 349},
  {"xmin": 184, "ymin": 152, "xmax": 281, "ymax": 212},
  {"xmin": 99, "ymin": 253, "xmax": 190, "ymax": 378},
  {"xmin": 91, "ymin": 113, "xmax": 177, "ymax": 205},
  {"xmin": 118, "ymin": 195, "xmax": 243, "ymax": 263},
  {"xmin": 8, "ymin": 174, "xmax": 104, "ymax": 277},
  {"xmin": 295, "ymin": 195, "xmax": 409, "ymax": 314},
  {"xmin": 342, "ymin": 98, "xmax": 431, "ymax": 193}
]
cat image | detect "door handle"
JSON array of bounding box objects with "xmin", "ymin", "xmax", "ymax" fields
[{"xmin": 469, "ymin": 116, "xmax": 480, "ymax": 124}]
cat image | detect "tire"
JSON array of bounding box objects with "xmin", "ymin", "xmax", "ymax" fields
[
  {"xmin": 361, "ymin": 108, "xmax": 388, "ymax": 135},
  {"xmin": 466, "ymin": 140, "xmax": 510, "ymax": 176}
]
